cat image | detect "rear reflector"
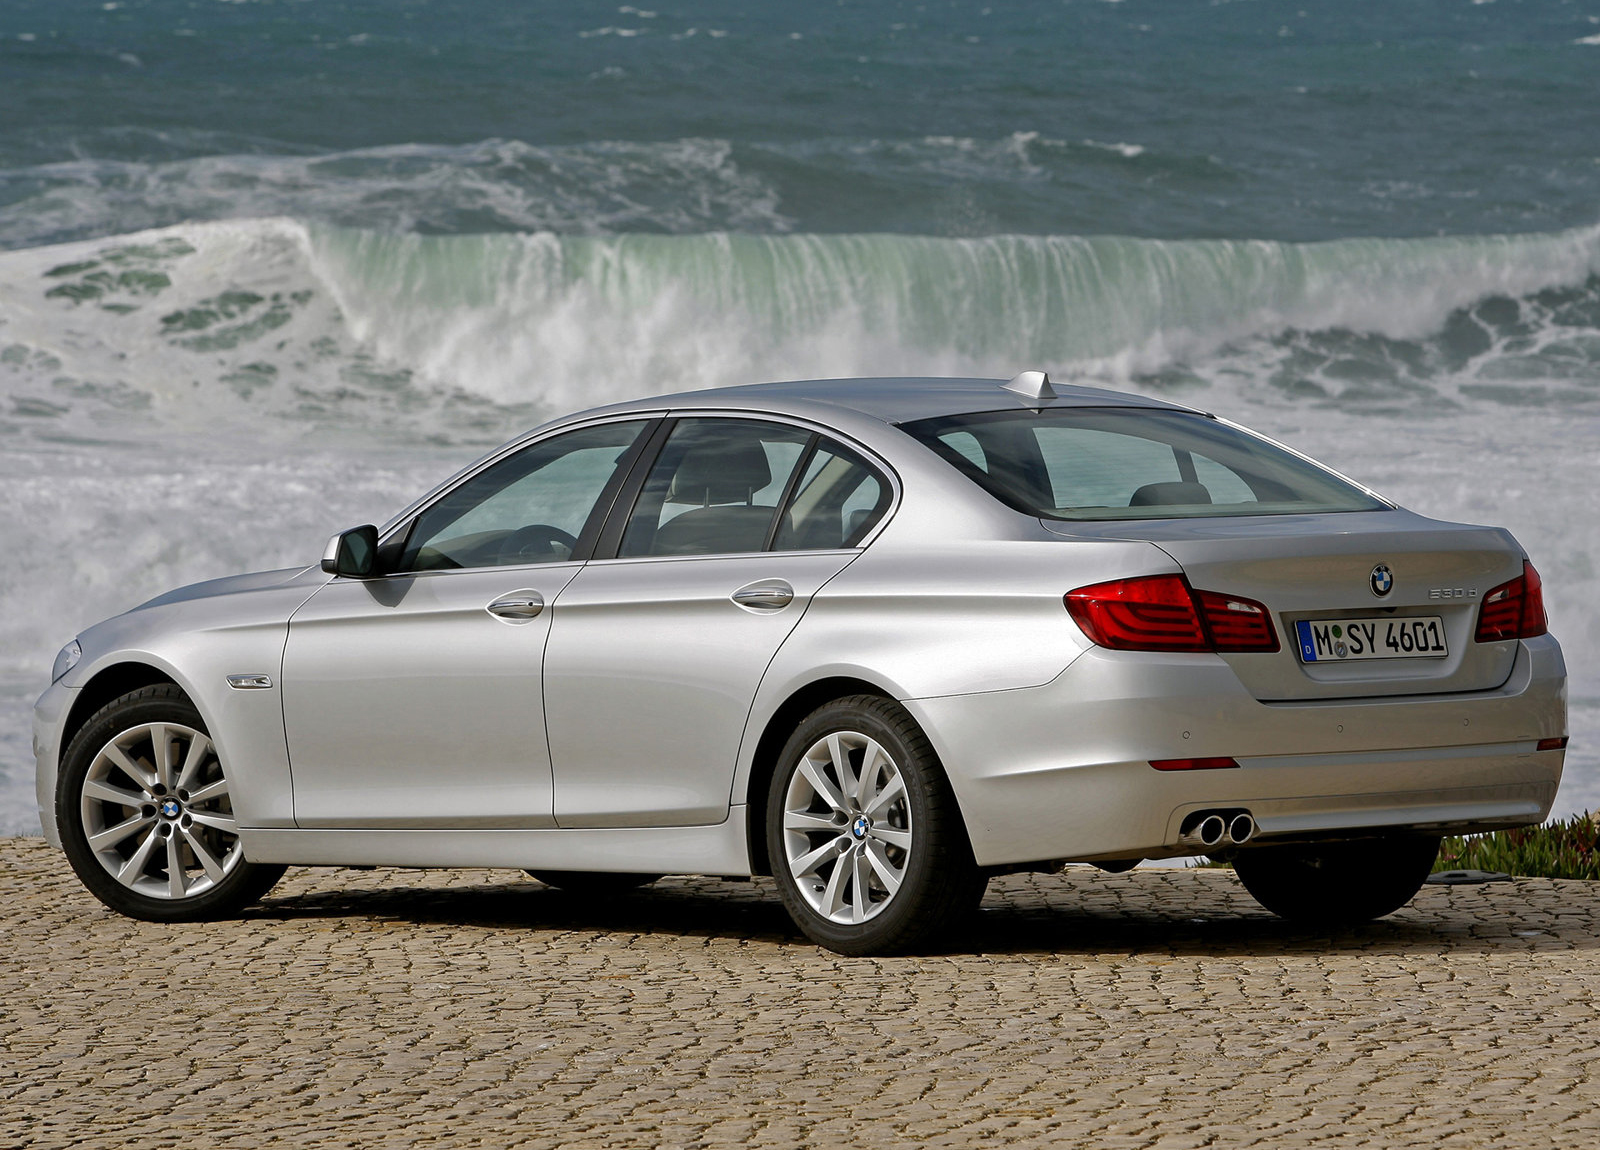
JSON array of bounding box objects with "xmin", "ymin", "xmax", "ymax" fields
[
  {"xmin": 1065, "ymin": 575, "xmax": 1279, "ymax": 653},
  {"xmin": 1475, "ymin": 560, "xmax": 1548, "ymax": 643},
  {"xmin": 1149, "ymin": 757, "xmax": 1241, "ymax": 771},
  {"xmin": 1537, "ymin": 737, "xmax": 1569, "ymax": 752}
]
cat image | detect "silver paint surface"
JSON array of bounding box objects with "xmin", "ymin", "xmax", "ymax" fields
[{"xmin": 35, "ymin": 377, "xmax": 1567, "ymax": 873}]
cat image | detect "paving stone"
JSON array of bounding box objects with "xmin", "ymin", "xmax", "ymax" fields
[{"xmin": 1, "ymin": 837, "xmax": 1598, "ymax": 1147}]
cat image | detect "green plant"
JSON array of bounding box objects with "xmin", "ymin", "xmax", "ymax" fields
[
  {"xmin": 1187, "ymin": 814, "xmax": 1600, "ymax": 880},
  {"xmin": 1435, "ymin": 812, "xmax": 1600, "ymax": 881}
]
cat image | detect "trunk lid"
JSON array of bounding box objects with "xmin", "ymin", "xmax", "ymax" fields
[{"xmin": 1043, "ymin": 509, "xmax": 1525, "ymax": 700}]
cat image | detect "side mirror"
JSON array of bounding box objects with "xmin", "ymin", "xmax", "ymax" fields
[{"xmin": 321, "ymin": 525, "xmax": 380, "ymax": 578}]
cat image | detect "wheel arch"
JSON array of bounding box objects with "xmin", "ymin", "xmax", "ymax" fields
[
  {"xmin": 742, "ymin": 674, "xmax": 899, "ymax": 876},
  {"xmin": 61, "ymin": 661, "xmax": 184, "ymax": 765}
]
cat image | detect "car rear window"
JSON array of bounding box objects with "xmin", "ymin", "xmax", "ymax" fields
[{"xmin": 901, "ymin": 407, "xmax": 1387, "ymax": 521}]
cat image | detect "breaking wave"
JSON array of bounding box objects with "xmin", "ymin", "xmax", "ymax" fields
[{"xmin": 3, "ymin": 218, "xmax": 1599, "ymax": 443}]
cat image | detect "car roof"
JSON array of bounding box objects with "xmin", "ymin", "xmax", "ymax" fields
[{"xmin": 593, "ymin": 376, "xmax": 1199, "ymax": 426}]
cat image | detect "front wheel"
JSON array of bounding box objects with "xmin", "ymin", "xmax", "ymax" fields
[
  {"xmin": 57, "ymin": 685, "xmax": 286, "ymax": 922},
  {"xmin": 767, "ymin": 695, "xmax": 986, "ymax": 956},
  {"xmin": 1232, "ymin": 834, "xmax": 1441, "ymax": 926}
]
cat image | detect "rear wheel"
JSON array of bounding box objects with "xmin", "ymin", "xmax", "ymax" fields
[
  {"xmin": 1232, "ymin": 834, "xmax": 1441, "ymax": 926},
  {"xmin": 57, "ymin": 685, "xmax": 286, "ymax": 921},
  {"xmin": 767, "ymin": 695, "xmax": 986, "ymax": 956}
]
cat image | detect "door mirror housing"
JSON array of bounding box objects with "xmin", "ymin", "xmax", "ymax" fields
[{"xmin": 321, "ymin": 524, "xmax": 380, "ymax": 578}]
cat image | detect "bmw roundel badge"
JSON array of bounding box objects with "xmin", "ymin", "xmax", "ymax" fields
[{"xmin": 1370, "ymin": 564, "xmax": 1394, "ymax": 597}]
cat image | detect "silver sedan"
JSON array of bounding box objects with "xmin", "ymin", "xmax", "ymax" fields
[{"xmin": 34, "ymin": 374, "xmax": 1568, "ymax": 954}]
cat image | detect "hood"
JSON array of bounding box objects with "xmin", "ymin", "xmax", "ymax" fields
[{"xmin": 133, "ymin": 565, "xmax": 327, "ymax": 612}]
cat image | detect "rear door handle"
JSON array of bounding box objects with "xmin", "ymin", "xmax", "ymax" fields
[
  {"xmin": 487, "ymin": 590, "xmax": 545, "ymax": 622},
  {"xmin": 731, "ymin": 580, "xmax": 794, "ymax": 611}
]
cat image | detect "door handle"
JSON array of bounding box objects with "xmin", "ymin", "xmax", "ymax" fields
[
  {"xmin": 731, "ymin": 580, "xmax": 794, "ymax": 611},
  {"xmin": 487, "ymin": 591, "xmax": 545, "ymax": 622}
]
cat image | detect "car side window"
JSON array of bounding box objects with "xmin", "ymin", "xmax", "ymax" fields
[
  {"xmin": 397, "ymin": 420, "xmax": 648, "ymax": 571},
  {"xmin": 772, "ymin": 437, "xmax": 892, "ymax": 551},
  {"xmin": 619, "ymin": 419, "xmax": 811, "ymax": 558}
]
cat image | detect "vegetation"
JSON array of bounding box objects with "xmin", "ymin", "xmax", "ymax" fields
[
  {"xmin": 1186, "ymin": 812, "xmax": 1600, "ymax": 880},
  {"xmin": 1435, "ymin": 812, "xmax": 1600, "ymax": 881}
]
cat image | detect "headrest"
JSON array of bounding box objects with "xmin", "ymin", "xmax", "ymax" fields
[
  {"xmin": 1129, "ymin": 481, "xmax": 1212, "ymax": 507},
  {"xmin": 668, "ymin": 438, "xmax": 773, "ymax": 505}
]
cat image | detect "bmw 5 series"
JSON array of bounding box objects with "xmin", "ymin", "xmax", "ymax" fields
[{"xmin": 34, "ymin": 373, "xmax": 1568, "ymax": 955}]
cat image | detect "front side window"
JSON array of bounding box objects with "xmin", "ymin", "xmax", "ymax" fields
[
  {"xmin": 398, "ymin": 420, "xmax": 648, "ymax": 571},
  {"xmin": 902, "ymin": 408, "xmax": 1386, "ymax": 521}
]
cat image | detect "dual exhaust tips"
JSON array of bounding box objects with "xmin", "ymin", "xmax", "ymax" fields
[{"xmin": 1179, "ymin": 810, "xmax": 1256, "ymax": 850}]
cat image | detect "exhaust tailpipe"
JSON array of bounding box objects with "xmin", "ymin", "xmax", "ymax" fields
[{"xmin": 1178, "ymin": 809, "xmax": 1257, "ymax": 851}]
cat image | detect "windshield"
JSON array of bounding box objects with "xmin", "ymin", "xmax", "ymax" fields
[{"xmin": 901, "ymin": 407, "xmax": 1387, "ymax": 521}]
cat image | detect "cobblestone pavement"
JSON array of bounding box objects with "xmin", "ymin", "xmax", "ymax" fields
[{"xmin": 2, "ymin": 837, "xmax": 1599, "ymax": 1149}]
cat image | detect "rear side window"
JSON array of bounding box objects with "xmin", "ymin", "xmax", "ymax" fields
[
  {"xmin": 614, "ymin": 419, "xmax": 895, "ymax": 557},
  {"xmin": 773, "ymin": 439, "xmax": 891, "ymax": 551},
  {"xmin": 619, "ymin": 419, "xmax": 812, "ymax": 558},
  {"xmin": 902, "ymin": 408, "xmax": 1386, "ymax": 521}
]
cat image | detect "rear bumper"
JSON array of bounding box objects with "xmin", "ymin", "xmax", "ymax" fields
[{"xmin": 908, "ymin": 635, "xmax": 1567, "ymax": 867}]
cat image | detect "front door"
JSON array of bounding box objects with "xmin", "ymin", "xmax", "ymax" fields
[{"xmin": 282, "ymin": 418, "xmax": 652, "ymax": 828}]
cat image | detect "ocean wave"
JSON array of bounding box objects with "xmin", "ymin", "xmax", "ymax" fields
[
  {"xmin": 0, "ymin": 138, "xmax": 791, "ymax": 251},
  {"xmin": 3, "ymin": 218, "xmax": 1599, "ymax": 446}
]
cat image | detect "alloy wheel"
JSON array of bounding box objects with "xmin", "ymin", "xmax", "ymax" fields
[
  {"xmin": 78, "ymin": 721, "xmax": 242, "ymax": 901},
  {"xmin": 781, "ymin": 729, "xmax": 914, "ymax": 925}
]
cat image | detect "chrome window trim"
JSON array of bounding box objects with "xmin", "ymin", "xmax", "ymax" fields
[
  {"xmin": 584, "ymin": 548, "xmax": 862, "ymax": 569},
  {"xmin": 367, "ymin": 408, "xmax": 902, "ymax": 577}
]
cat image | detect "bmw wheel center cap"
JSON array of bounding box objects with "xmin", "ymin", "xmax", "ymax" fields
[
  {"xmin": 1370, "ymin": 564, "xmax": 1393, "ymax": 597},
  {"xmin": 852, "ymin": 815, "xmax": 871, "ymax": 839},
  {"xmin": 160, "ymin": 799, "xmax": 181, "ymax": 819}
]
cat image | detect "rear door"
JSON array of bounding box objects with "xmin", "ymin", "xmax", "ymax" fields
[{"xmin": 543, "ymin": 417, "xmax": 894, "ymax": 827}]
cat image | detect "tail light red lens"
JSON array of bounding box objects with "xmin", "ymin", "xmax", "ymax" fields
[
  {"xmin": 1064, "ymin": 575, "xmax": 1208, "ymax": 651},
  {"xmin": 1193, "ymin": 589, "xmax": 1280, "ymax": 652},
  {"xmin": 1065, "ymin": 575, "xmax": 1279, "ymax": 654},
  {"xmin": 1149, "ymin": 757, "xmax": 1241, "ymax": 771},
  {"xmin": 1475, "ymin": 560, "xmax": 1548, "ymax": 643}
]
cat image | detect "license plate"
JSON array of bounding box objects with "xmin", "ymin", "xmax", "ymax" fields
[{"xmin": 1294, "ymin": 616, "xmax": 1448, "ymax": 662}]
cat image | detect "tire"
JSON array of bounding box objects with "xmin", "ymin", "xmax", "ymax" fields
[
  {"xmin": 766, "ymin": 694, "xmax": 986, "ymax": 956},
  {"xmin": 1232, "ymin": 834, "xmax": 1442, "ymax": 926},
  {"xmin": 56, "ymin": 684, "xmax": 286, "ymax": 922},
  {"xmin": 525, "ymin": 871, "xmax": 661, "ymax": 895}
]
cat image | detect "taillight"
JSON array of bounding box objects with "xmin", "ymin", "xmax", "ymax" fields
[
  {"xmin": 1475, "ymin": 560, "xmax": 1547, "ymax": 643},
  {"xmin": 1193, "ymin": 588, "xmax": 1279, "ymax": 652},
  {"xmin": 1064, "ymin": 575, "xmax": 1208, "ymax": 651},
  {"xmin": 1065, "ymin": 575, "xmax": 1279, "ymax": 654}
]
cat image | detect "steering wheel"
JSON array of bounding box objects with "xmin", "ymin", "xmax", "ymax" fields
[{"xmin": 497, "ymin": 523, "xmax": 579, "ymax": 564}]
